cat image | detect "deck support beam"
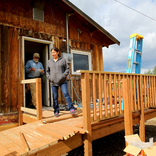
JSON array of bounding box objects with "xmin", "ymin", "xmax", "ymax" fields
[{"xmin": 81, "ymin": 73, "xmax": 92, "ymax": 156}]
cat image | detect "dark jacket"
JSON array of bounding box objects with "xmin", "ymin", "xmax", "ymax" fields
[{"xmin": 46, "ymin": 57, "xmax": 69, "ymax": 86}]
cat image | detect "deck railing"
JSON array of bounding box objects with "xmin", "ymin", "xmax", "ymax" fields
[
  {"xmin": 79, "ymin": 70, "xmax": 156, "ymax": 123},
  {"xmin": 79, "ymin": 70, "xmax": 156, "ymax": 155},
  {"xmin": 19, "ymin": 78, "xmax": 42, "ymax": 125}
]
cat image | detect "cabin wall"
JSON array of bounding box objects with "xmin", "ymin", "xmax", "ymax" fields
[{"xmin": 0, "ymin": 0, "xmax": 104, "ymax": 113}]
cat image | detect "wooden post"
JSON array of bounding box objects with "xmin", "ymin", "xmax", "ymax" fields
[
  {"xmin": 139, "ymin": 76, "xmax": 145, "ymax": 141},
  {"xmin": 122, "ymin": 78, "xmax": 133, "ymax": 140},
  {"xmin": 18, "ymin": 37, "xmax": 23, "ymax": 126},
  {"xmin": 36, "ymin": 78, "xmax": 42, "ymax": 120},
  {"xmin": 81, "ymin": 73, "xmax": 92, "ymax": 156},
  {"xmin": 0, "ymin": 26, "xmax": 1, "ymax": 112}
]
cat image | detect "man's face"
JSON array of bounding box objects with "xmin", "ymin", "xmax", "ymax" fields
[{"xmin": 33, "ymin": 57, "xmax": 39, "ymax": 63}]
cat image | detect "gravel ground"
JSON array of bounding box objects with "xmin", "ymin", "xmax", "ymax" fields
[{"xmin": 67, "ymin": 118, "xmax": 156, "ymax": 156}]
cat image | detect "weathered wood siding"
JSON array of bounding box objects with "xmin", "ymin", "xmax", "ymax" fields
[{"xmin": 0, "ymin": 0, "xmax": 104, "ymax": 112}]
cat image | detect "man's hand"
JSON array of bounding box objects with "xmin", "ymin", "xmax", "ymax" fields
[
  {"xmin": 30, "ymin": 67, "xmax": 36, "ymax": 71},
  {"xmin": 40, "ymin": 69, "xmax": 44, "ymax": 73}
]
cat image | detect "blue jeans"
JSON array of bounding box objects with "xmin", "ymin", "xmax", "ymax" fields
[{"xmin": 51, "ymin": 83, "xmax": 75, "ymax": 114}]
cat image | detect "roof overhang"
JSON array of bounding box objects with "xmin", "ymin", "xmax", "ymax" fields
[
  {"xmin": 62, "ymin": 0, "xmax": 120, "ymax": 47},
  {"xmin": 47, "ymin": 0, "xmax": 120, "ymax": 47}
]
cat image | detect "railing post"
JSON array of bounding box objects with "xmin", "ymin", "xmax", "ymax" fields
[
  {"xmin": 122, "ymin": 78, "xmax": 133, "ymax": 139},
  {"xmin": 19, "ymin": 79, "xmax": 23, "ymax": 126},
  {"xmin": 36, "ymin": 78, "xmax": 42, "ymax": 120},
  {"xmin": 139, "ymin": 76, "xmax": 145, "ymax": 142},
  {"xmin": 81, "ymin": 73, "xmax": 92, "ymax": 156}
]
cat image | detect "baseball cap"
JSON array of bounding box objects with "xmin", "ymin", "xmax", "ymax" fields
[{"xmin": 33, "ymin": 53, "xmax": 40, "ymax": 58}]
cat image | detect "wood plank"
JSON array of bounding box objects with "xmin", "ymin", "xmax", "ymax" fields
[
  {"xmin": 0, "ymin": 133, "xmax": 26, "ymax": 155},
  {"xmin": 51, "ymin": 122, "xmax": 86, "ymax": 134},
  {"xmin": 130, "ymin": 75, "xmax": 133, "ymax": 111},
  {"xmin": 104, "ymin": 74, "xmax": 108, "ymax": 118},
  {"xmin": 36, "ymin": 126, "xmax": 63, "ymax": 140},
  {"xmin": 154, "ymin": 76, "xmax": 156, "ymax": 106},
  {"xmin": 149, "ymin": 76, "xmax": 152, "ymax": 106},
  {"xmin": 40, "ymin": 124, "xmax": 71, "ymax": 140},
  {"xmin": 133, "ymin": 75, "xmax": 137, "ymax": 111},
  {"xmin": 93, "ymin": 73, "xmax": 97, "ymax": 121},
  {"xmin": 137, "ymin": 75, "xmax": 140, "ymax": 110},
  {"xmin": 21, "ymin": 107, "xmax": 37, "ymax": 115},
  {"xmin": 22, "ymin": 134, "xmax": 82, "ymax": 156},
  {"xmin": 152, "ymin": 76, "xmax": 154, "ymax": 106},
  {"xmin": 36, "ymin": 78, "xmax": 42, "ymax": 120},
  {"xmin": 144, "ymin": 76, "xmax": 147, "ymax": 108},
  {"xmin": 99, "ymin": 73, "xmax": 102, "ymax": 119},
  {"xmin": 118, "ymin": 75, "xmax": 122, "ymax": 114},
  {"xmin": 19, "ymin": 132, "xmax": 30, "ymax": 151},
  {"xmin": 114, "ymin": 74, "xmax": 117, "ymax": 116},
  {"xmin": 0, "ymin": 123, "xmax": 18, "ymax": 132},
  {"xmin": 147, "ymin": 76, "xmax": 149, "ymax": 107},
  {"xmin": 21, "ymin": 79, "xmax": 36, "ymax": 84},
  {"xmin": 0, "ymin": 143, "xmax": 14, "ymax": 156},
  {"xmin": 109, "ymin": 74, "xmax": 113, "ymax": 117},
  {"xmin": 23, "ymin": 113, "xmax": 38, "ymax": 123},
  {"xmin": 21, "ymin": 123, "xmax": 58, "ymax": 143},
  {"xmin": 6, "ymin": 126, "xmax": 43, "ymax": 150},
  {"xmin": 92, "ymin": 121, "xmax": 125, "ymax": 141},
  {"xmin": 1, "ymin": 128, "xmax": 32, "ymax": 150},
  {"xmin": 42, "ymin": 109, "xmax": 83, "ymax": 124}
]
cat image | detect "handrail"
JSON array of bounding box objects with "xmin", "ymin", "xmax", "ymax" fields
[
  {"xmin": 79, "ymin": 70, "xmax": 156, "ymax": 123},
  {"xmin": 19, "ymin": 78, "xmax": 42, "ymax": 124}
]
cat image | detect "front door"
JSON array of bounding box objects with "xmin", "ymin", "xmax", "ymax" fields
[{"xmin": 22, "ymin": 37, "xmax": 53, "ymax": 107}]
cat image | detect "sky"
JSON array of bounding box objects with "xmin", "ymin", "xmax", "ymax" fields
[{"xmin": 69, "ymin": 0, "xmax": 156, "ymax": 74}]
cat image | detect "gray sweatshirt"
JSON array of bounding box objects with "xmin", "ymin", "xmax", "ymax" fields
[{"xmin": 46, "ymin": 57, "xmax": 69, "ymax": 86}]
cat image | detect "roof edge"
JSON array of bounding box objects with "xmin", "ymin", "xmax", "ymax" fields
[{"xmin": 62, "ymin": 0, "xmax": 120, "ymax": 46}]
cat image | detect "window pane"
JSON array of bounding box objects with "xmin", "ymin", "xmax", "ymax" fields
[{"xmin": 73, "ymin": 54, "xmax": 89, "ymax": 71}]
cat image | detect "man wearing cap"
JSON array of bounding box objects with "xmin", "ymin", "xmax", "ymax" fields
[{"xmin": 25, "ymin": 53, "xmax": 44, "ymax": 108}]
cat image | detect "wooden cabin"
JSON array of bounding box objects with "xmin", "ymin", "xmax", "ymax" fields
[{"xmin": 0, "ymin": 0, "xmax": 120, "ymax": 130}]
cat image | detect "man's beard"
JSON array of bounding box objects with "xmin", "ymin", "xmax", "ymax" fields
[{"xmin": 34, "ymin": 59, "xmax": 39, "ymax": 63}]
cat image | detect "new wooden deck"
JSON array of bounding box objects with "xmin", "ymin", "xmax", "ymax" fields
[
  {"xmin": 1, "ymin": 71, "xmax": 156, "ymax": 156},
  {"xmin": 1, "ymin": 107, "xmax": 156, "ymax": 156}
]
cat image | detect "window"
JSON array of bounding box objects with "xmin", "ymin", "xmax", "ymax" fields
[
  {"xmin": 71, "ymin": 50, "xmax": 91, "ymax": 74},
  {"xmin": 33, "ymin": 8, "xmax": 44, "ymax": 22}
]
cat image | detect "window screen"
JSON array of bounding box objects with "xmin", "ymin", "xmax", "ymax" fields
[{"xmin": 73, "ymin": 53, "xmax": 89, "ymax": 71}]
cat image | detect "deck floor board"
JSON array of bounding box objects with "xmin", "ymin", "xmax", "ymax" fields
[{"xmin": 1, "ymin": 108, "xmax": 156, "ymax": 156}]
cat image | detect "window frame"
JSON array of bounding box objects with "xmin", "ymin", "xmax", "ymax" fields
[{"xmin": 71, "ymin": 50, "xmax": 92, "ymax": 75}]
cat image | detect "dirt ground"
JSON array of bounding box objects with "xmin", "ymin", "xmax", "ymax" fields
[{"xmin": 67, "ymin": 117, "xmax": 156, "ymax": 156}]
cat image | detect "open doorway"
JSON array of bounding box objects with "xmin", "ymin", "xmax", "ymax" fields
[{"xmin": 22, "ymin": 37, "xmax": 53, "ymax": 108}]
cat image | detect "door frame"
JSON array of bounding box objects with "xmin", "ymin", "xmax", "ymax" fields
[{"xmin": 22, "ymin": 36, "xmax": 53, "ymax": 107}]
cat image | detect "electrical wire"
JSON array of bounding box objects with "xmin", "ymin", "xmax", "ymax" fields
[{"xmin": 115, "ymin": 0, "xmax": 156, "ymax": 22}]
